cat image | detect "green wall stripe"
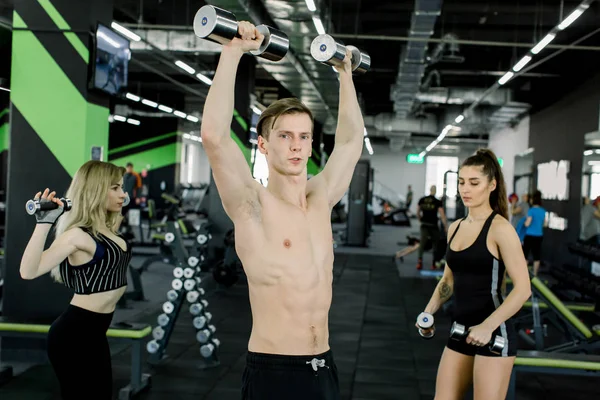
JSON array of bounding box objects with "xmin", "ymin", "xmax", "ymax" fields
[
  {"xmin": 231, "ymin": 130, "xmax": 251, "ymax": 165},
  {"xmin": 0, "ymin": 122, "xmax": 9, "ymax": 153},
  {"xmin": 37, "ymin": 0, "xmax": 88, "ymax": 62},
  {"xmin": 11, "ymin": 11, "xmax": 102, "ymax": 177},
  {"xmin": 85, "ymin": 103, "xmax": 109, "ymax": 161},
  {"xmin": 0, "ymin": 109, "xmax": 8, "ymax": 120},
  {"xmin": 108, "ymin": 132, "xmax": 178, "ymax": 154},
  {"xmin": 233, "ymin": 109, "xmax": 248, "ymax": 131},
  {"xmin": 110, "ymin": 143, "xmax": 178, "ymax": 170},
  {"xmin": 308, "ymin": 158, "xmax": 321, "ymax": 176}
]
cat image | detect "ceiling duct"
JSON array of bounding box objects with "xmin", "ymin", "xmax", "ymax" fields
[
  {"xmin": 203, "ymin": 0, "xmax": 337, "ymax": 125},
  {"xmin": 391, "ymin": 0, "xmax": 444, "ymax": 118},
  {"xmin": 416, "ymin": 87, "xmax": 513, "ymax": 105},
  {"xmin": 372, "ymin": 113, "xmax": 438, "ymax": 134}
]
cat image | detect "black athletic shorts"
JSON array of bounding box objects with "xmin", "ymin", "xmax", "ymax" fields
[
  {"xmin": 523, "ymin": 235, "xmax": 543, "ymax": 261},
  {"xmin": 241, "ymin": 350, "xmax": 340, "ymax": 400}
]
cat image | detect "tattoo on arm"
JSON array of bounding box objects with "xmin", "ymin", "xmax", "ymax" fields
[{"xmin": 439, "ymin": 282, "xmax": 452, "ymax": 301}]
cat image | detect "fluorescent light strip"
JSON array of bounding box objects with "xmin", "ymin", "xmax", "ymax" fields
[
  {"xmin": 512, "ymin": 55, "xmax": 532, "ymax": 72},
  {"xmin": 584, "ymin": 150, "xmax": 593, "ymax": 156},
  {"xmin": 251, "ymin": 106, "xmax": 262, "ymax": 115},
  {"xmin": 312, "ymin": 16, "xmax": 326, "ymax": 35},
  {"xmin": 454, "ymin": 115, "xmax": 464, "ymax": 123},
  {"xmin": 113, "ymin": 115, "xmax": 126, "ymax": 122},
  {"xmin": 173, "ymin": 111, "xmax": 187, "ymax": 118},
  {"xmin": 186, "ymin": 115, "xmax": 199, "ymax": 123},
  {"xmin": 558, "ymin": 7, "xmax": 586, "ymax": 30},
  {"xmin": 125, "ymin": 93, "xmax": 140, "ymax": 101},
  {"xmin": 111, "ymin": 22, "xmax": 141, "ymax": 42},
  {"xmin": 127, "ymin": 118, "xmax": 140, "ymax": 126},
  {"xmin": 498, "ymin": 71, "xmax": 514, "ymax": 85},
  {"xmin": 0, "ymin": 87, "xmax": 10, "ymax": 92},
  {"xmin": 158, "ymin": 104, "xmax": 173, "ymax": 113},
  {"xmin": 305, "ymin": 0, "xmax": 317, "ymax": 11},
  {"xmin": 196, "ymin": 73, "xmax": 212, "ymax": 85},
  {"xmin": 141, "ymin": 99, "xmax": 158, "ymax": 108},
  {"xmin": 97, "ymin": 31, "xmax": 121, "ymax": 48},
  {"xmin": 364, "ymin": 127, "xmax": 368, "ymax": 136},
  {"xmin": 364, "ymin": 137, "xmax": 373, "ymax": 155},
  {"xmin": 175, "ymin": 60, "xmax": 196, "ymax": 74},
  {"xmin": 531, "ymin": 33, "xmax": 556, "ymax": 54}
]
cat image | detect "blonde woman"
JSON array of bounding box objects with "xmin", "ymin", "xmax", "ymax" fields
[{"xmin": 20, "ymin": 160, "xmax": 130, "ymax": 400}]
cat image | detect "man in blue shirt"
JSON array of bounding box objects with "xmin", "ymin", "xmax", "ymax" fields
[{"xmin": 523, "ymin": 190, "xmax": 547, "ymax": 276}]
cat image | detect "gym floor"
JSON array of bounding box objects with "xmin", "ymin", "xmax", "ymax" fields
[{"xmin": 0, "ymin": 223, "xmax": 597, "ymax": 399}]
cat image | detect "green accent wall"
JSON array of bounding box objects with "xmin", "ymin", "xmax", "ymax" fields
[
  {"xmin": 308, "ymin": 158, "xmax": 320, "ymax": 176},
  {"xmin": 231, "ymin": 130, "xmax": 251, "ymax": 165},
  {"xmin": 37, "ymin": 0, "xmax": 88, "ymax": 61},
  {"xmin": 0, "ymin": 122, "xmax": 9, "ymax": 153},
  {"xmin": 109, "ymin": 132, "xmax": 178, "ymax": 155},
  {"xmin": 110, "ymin": 143, "xmax": 179, "ymax": 170},
  {"xmin": 10, "ymin": 11, "xmax": 107, "ymax": 177}
]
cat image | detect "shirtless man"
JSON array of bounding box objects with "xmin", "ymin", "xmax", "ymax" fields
[{"xmin": 200, "ymin": 21, "xmax": 364, "ymax": 400}]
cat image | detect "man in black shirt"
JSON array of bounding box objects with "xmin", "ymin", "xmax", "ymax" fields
[{"xmin": 416, "ymin": 185, "xmax": 448, "ymax": 270}]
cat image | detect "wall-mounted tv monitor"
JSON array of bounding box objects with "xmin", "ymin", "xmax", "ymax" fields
[{"xmin": 90, "ymin": 24, "xmax": 131, "ymax": 96}]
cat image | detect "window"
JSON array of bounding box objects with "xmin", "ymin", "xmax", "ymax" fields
[{"xmin": 425, "ymin": 156, "xmax": 459, "ymax": 197}]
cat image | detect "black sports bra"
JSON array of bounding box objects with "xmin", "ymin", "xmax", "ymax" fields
[{"xmin": 59, "ymin": 227, "xmax": 132, "ymax": 294}]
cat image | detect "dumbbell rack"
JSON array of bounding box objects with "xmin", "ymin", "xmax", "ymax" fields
[{"xmin": 146, "ymin": 220, "xmax": 220, "ymax": 369}]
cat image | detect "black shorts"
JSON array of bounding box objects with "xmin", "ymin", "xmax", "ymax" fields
[
  {"xmin": 523, "ymin": 235, "xmax": 543, "ymax": 261},
  {"xmin": 241, "ymin": 350, "xmax": 340, "ymax": 400},
  {"xmin": 446, "ymin": 318, "xmax": 518, "ymax": 358}
]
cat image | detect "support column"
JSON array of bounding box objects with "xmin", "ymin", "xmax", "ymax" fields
[{"xmin": 3, "ymin": 0, "xmax": 114, "ymax": 360}]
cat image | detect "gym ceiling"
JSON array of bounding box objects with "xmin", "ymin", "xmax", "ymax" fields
[{"xmin": 1, "ymin": 0, "xmax": 600, "ymax": 155}]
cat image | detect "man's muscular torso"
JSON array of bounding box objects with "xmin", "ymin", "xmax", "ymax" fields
[{"xmin": 234, "ymin": 178, "xmax": 334, "ymax": 355}]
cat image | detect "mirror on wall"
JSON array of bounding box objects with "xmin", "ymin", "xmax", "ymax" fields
[
  {"xmin": 510, "ymin": 149, "xmax": 535, "ymax": 231},
  {"xmin": 580, "ymin": 131, "xmax": 600, "ymax": 243}
]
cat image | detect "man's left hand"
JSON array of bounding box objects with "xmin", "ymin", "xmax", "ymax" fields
[{"xmin": 334, "ymin": 49, "xmax": 353, "ymax": 75}]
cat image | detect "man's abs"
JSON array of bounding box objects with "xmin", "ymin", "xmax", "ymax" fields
[{"xmin": 246, "ymin": 272, "xmax": 333, "ymax": 355}]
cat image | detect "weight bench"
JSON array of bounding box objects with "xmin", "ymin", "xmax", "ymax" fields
[
  {"xmin": 518, "ymin": 277, "xmax": 600, "ymax": 352},
  {"xmin": 0, "ymin": 318, "xmax": 152, "ymax": 399},
  {"xmin": 507, "ymin": 350, "xmax": 600, "ymax": 400}
]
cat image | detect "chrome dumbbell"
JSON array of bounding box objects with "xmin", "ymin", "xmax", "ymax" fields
[
  {"xmin": 196, "ymin": 325, "xmax": 217, "ymax": 344},
  {"xmin": 200, "ymin": 338, "xmax": 220, "ymax": 358},
  {"xmin": 193, "ymin": 5, "xmax": 289, "ymax": 62},
  {"xmin": 310, "ymin": 34, "xmax": 371, "ymax": 74},
  {"xmin": 416, "ymin": 312, "xmax": 435, "ymax": 339},
  {"xmin": 450, "ymin": 322, "xmax": 506, "ymax": 355}
]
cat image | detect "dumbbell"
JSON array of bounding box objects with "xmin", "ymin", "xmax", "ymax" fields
[
  {"xmin": 173, "ymin": 267, "xmax": 184, "ymax": 279},
  {"xmin": 193, "ymin": 5, "xmax": 289, "ymax": 62},
  {"xmin": 310, "ymin": 34, "xmax": 371, "ymax": 74},
  {"xmin": 416, "ymin": 312, "xmax": 435, "ymax": 339},
  {"xmin": 450, "ymin": 322, "xmax": 505, "ymax": 354},
  {"xmin": 167, "ymin": 289, "xmax": 180, "ymax": 302},
  {"xmin": 172, "ymin": 279, "xmax": 183, "ymax": 291},
  {"xmin": 183, "ymin": 268, "xmax": 195, "ymax": 279},
  {"xmin": 196, "ymin": 325, "xmax": 217, "ymax": 344},
  {"xmin": 152, "ymin": 326, "xmax": 165, "ymax": 341},
  {"xmin": 190, "ymin": 299, "xmax": 209, "ymax": 316},
  {"xmin": 186, "ymin": 288, "xmax": 205, "ymax": 304},
  {"xmin": 162, "ymin": 301, "xmax": 175, "ymax": 314},
  {"xmin": 197, "ymin": 234, "xmax": 209, "ymax": 245},
  {"xmin": 184, "ymin": 279, "xmax": 196, "ymax": 291},
  {"xmin": 200, "ymin": 338, "xmax": 220, "ymax": 358},
  {"xmin": 147, "ymin": 339, "xmax": 161, "ymax": 354},
  {"xmin": 157, "ymin": 313, "xmax": 170, "ymax": 327},
  {"xmin": 25, "ymin": 197, "xmax": 73, "ymax": 215},
  {"xmin": 188, "ymin": 256, "xmax": 199, "ymax": 268},
  {"xmin": 193, "ymin": 315, "xmax": 207, "ymax": 330}
]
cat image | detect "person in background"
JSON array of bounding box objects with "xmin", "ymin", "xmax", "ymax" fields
[
  {"xmin": 580, "ymin": 196, "xmax": 600, "ymax": 243},
  {"xmin": 523, "ymin": 190, "xmax": 547, "ymax": 276},
  {"xmin": 416, "ymin": 185, "xmax": 448, "ymax": 270},
  {"xmin": 406, "ymin": 185, "xmax": 414, "ymax": 216},
  {"xmin": 121, "ymin": 163, "xmax": 142, "ymax": 237}
]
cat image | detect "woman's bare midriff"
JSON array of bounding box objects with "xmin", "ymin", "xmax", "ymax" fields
[{"xmin": 70, "ymin": 287, "xmax": 127, "ymax": 314}]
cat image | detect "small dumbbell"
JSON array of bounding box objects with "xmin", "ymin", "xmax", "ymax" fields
[
  {"xmin": 186, "ymin": 289, "xmax": 205, "ymax": 303},
  {"xmin": 450, "ymin": 322, "xmax": 505, "ymax": 354},
  {"xmin": 25, "ymin": 197, "xmax": 72, "ymax": 215},
  {"xmin": 183, "ymin": 268, "xmax": 195, "ymax": 279},
  {"xmin": 163, "ymin": 301, "xmax": 175, "ymax": 314},
  {"xmin": 157, "ymin": 313, "xmax": 170, "ymax": 327},
  {"xmin": 416, "ymin": 312, "xmax": 435, "ymax": 339},
  {"xmin": 152, "ymin": 326, "xmax": 165, "ymax": 341},
  {"xmin": 189, "ymin": 299, "xmax": 209, "ymax": 315},
  {"xmin": 165, "ymin": 232, "xmax": 175, "ymax": 243},
  {"xmin": 147, "ymin": 340, "xmax": 161, "ymax": 354},
  {"xmin": 173, "ymin": 267, "xmax": 184, "ymax": 279},
  {"xmin": 184, "ymin": 279, "xmax": 196, "ymax": 291},
  {"xmin": 172, "ymin": 279, "xmax": 183, "ymax": 291},
  {"xmin": 310, "ymin": 34, "xmax": 371, "ymax": 74},
  {"xmin": 193, "ymin": 315, "xmax": 207, "ymax": 330},
  {"xmin": 167, "ymin": 289, "xmax": 179, "ymax": 302},
  {"xmin": 197, "ymin": 234, "xmax": 208, "ymax": 245},
  {"xmin": 200, "ymin": 338, "xmax": 220, "ymax": 358},
  {"xmin": 193, "ymin": 5, "xmax": 289, "ymax": 62},
  {"xmin": 196, "ymin": 325, "xmax": 217, "ymax": 343},
  {"xmin": 188, "ymin": 256, "xmax": 199, "ymax": 268}
]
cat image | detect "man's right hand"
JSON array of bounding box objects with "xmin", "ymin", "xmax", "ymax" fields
[{"xmin": 224, "ymin": 21, "xmax": 264, "ymax": 54}]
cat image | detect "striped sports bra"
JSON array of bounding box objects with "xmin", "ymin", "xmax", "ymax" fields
[{"xmin": 59, "ymin": 227, "xmax": 132, "ymax": 294}]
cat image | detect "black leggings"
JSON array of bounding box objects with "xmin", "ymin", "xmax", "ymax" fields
[{"xmin": 47, "ymin": 304, "xmax": 114, "ymax": 400}]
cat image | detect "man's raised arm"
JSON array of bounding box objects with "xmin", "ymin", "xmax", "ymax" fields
[
  {"xmin": 200, "ymin": 22, "xmax": 263, "ymax": 218},
  {"xmin": 319, "ymin": 51, "xmax": 365, "ymax": 206}
]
